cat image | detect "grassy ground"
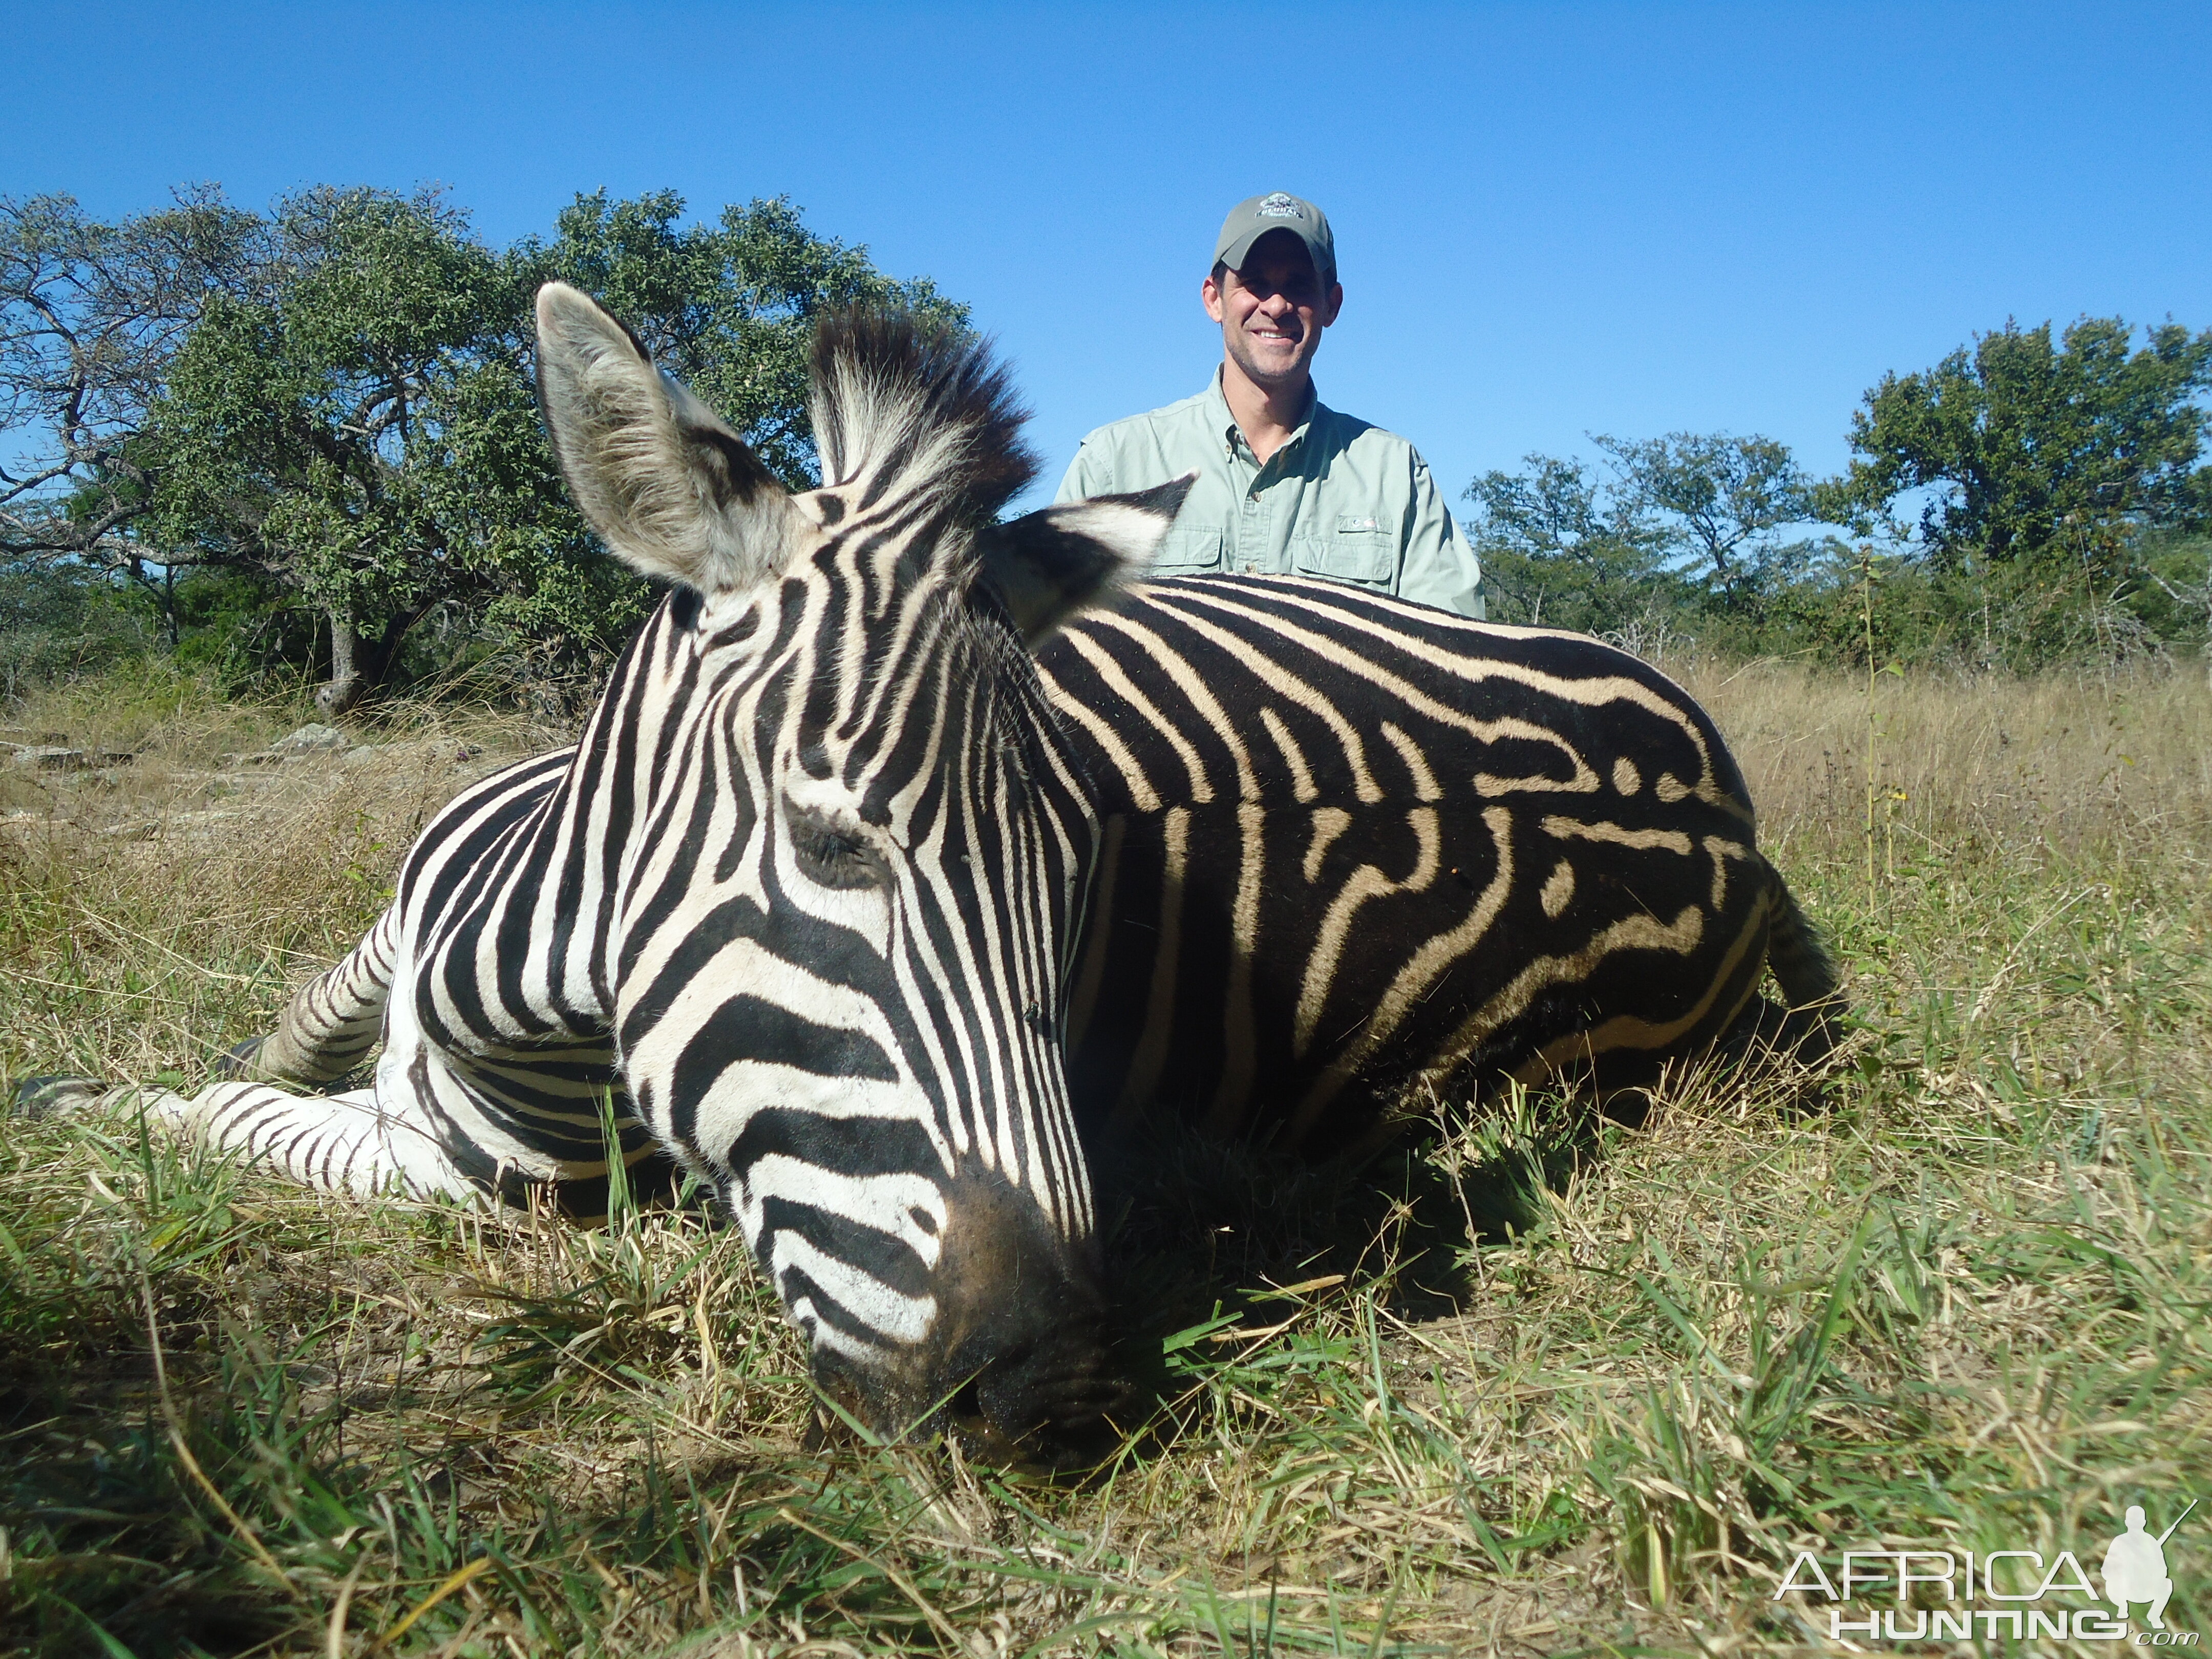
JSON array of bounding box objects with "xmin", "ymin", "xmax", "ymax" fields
[{"xmin": 1, "ymin": 655, "xmax": 2206, "ymax": 1657}]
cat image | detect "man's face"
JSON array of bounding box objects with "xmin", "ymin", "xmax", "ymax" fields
[{"xmin": 1202, "ymin": 229, "xmax": 1344, "ymax": 394}]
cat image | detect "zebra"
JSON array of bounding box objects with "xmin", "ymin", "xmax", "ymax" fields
[{"xmin": 14, "ymin": 283, "xmax": 1838, "ymax": 1462}]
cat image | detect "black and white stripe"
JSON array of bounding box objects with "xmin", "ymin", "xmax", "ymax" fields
[{"xmin": 1037, "ymin": 576, "xmax": 1836, "ymax": 1158}]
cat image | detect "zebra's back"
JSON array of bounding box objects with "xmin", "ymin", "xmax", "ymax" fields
[{"xmin": 1039, "ymin": 576, "xmax": 1792, "ymax": 1155}]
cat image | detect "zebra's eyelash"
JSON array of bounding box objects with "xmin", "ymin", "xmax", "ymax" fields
[{"xmin": 784, "ymin": 804, "xmax": 887, "ymax": 890}]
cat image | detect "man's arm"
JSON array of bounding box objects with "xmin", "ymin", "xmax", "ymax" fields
[{"xmin": 1396, "ymin": 452, "xmax": 1484, "ymax": 619}]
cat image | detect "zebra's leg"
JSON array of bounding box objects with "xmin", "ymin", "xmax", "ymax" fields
[
  {"xmin": 14, "ymin": 1075, "xmax": 486, "ymax": 1205},
  {"xmin": 218, "ymin": 906, "xmax": 402, "ymax": 1086},
  {"xmin": 171, "ymin": 1080, "xmax": 490, "ymax": 1201}
]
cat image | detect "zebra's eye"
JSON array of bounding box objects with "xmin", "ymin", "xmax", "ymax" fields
[{"xmin": 786, "ymin": 806, "xmax": 886, "ymax": 890}]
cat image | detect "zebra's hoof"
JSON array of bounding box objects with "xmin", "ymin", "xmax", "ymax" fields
[
  {"xmin": 212, "ymin": 1036, "xmax": 266, "ymax": 1080},
  {"xmin": 9, "ymin": 1075, "xmax": 107, "ymax": 1121}
]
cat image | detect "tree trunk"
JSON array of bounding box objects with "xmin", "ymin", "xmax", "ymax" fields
[
  {"xmin": 316, "ymin": 600, "xmax": 434, "ymax": 719},
  {"xmin": 317, "ymin": 610, "xmax": 366, "ymax": 719},
  {"xmin": 123, "ymin": 556, "xmax": 184, "ymax": 652}
]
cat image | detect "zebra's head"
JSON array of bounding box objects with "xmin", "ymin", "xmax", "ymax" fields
[{"xmin": 533, "ymin": 284, "xmax": 1187, "ymax": 1461}]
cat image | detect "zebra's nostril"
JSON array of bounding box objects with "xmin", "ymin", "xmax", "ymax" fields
[
  {"xmin": 973, "ymin": 1332, "xmax": 1120, "ymax": 1452},
  {"xmin": 948, "ymin": 1375, "xmax": 986, "ymax": 1424}
]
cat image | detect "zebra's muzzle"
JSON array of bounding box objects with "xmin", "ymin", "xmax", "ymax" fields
[{"xmin": 806, "ymin": 1163, "xmax": 1120, "ymax": 1468}]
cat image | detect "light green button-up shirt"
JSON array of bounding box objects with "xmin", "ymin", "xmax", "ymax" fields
[{"xmin": 1054, "ymin": 369, "xmax": 1484, "ymax": 618}]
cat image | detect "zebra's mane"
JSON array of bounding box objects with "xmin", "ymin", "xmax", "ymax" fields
[{"xmin": 807, "ymin": 310, "xmax": 1038, "ymax": 530}]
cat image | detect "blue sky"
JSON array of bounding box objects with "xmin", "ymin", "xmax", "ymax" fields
[{"xmin": 8, "ymin": 2, "xmax": 2208, "ymax": 513}]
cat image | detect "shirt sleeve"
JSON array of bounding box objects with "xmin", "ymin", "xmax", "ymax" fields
[
  {"xmin": 1054, "ymin": 440, "xmax": 1111, "ymax": 504},
  {"xmin": 1395, "ymin": 452, "xmax": 1485, "ymax": 619}
]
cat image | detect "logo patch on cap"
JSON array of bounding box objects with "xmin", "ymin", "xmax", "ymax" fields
[{"xmin": 1256, "ymin": 193, "xmax": 1306, "ymax": 220}]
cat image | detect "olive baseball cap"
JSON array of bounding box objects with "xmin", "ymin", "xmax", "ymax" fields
[{"xmin": 1213, "ymin": 192, "xmax": 1336, "ymax": 286}]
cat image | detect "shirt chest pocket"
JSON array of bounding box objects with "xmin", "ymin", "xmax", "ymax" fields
[
  {"xmin": 1293, "ymin": 515, "xmax": 1396, "ymax": 585},
  {"xmin": 1150, "ymin": 525, "xmax": 1226, "ymax": 576}
]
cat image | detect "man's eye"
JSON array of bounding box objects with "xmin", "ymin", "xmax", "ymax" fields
[{"xmin": 788, "ymin": 811, "xmax": 885, "ymax": 890}]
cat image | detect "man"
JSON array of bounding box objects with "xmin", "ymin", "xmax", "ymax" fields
[
  {"xmin": 1056, "ymin": 191, "xmax": 1483, "ymax": 618},
  {"xmin": 2102, "ymin": 1505, "xmax": 2177, "ymax": 1630}
]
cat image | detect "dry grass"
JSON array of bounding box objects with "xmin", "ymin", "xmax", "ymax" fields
[
  {"xmin": 1688, "ymin": 654, "xmax": 2212, "ymax": 862},
  {"xmin": 0, "ymin": 666, "xmax": 560, "ymax": 1082},
  {"xmin": 1, "ymin": 656, "xmax": 2207, "ymax": 1656}
]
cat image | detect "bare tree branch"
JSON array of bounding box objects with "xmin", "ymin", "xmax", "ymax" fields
[{"xmin": 0, "ymin": 186, "xmax": 266, "ymax": 580}]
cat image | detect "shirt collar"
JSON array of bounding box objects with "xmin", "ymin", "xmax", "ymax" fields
[{"xmin": 1206, "ymin": 366, "xmax": 1321, "ymax": 462}]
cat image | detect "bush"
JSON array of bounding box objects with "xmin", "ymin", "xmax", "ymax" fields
[
  {"xmin": 2125, "ymin": 528, "xmax": 2212, "ymax": 655},
  {"xmin": 0, "ymin": 564, "xmax": 157, "ymax": 699}
]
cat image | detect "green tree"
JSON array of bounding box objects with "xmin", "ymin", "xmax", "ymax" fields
[
  {"xmin": 141, "ymin": 186, "xmax": 970, "ymax": 714},
  {"xmin": 148, "ymin": 186, "xmax": 539, "ymax": 714},
  {"xmin": 1598, "ymin": 431, "xmax": 1821, "ymax": 610},
  {"xmin": 1463, "ymin": 455, "xmax": 1682, "ymax": 634},
  {"xmin": 1827, "ymin": 316, "xmax": 2212, "ymax": 567}
]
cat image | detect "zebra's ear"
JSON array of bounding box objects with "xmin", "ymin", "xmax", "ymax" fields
[
  {"xmin": 534, "ymin": 282, "xmax": 801, "ymax": 595},
  {"xmin": 976, "ymin": 475, "xmax": 1196, "ymax": 644}
]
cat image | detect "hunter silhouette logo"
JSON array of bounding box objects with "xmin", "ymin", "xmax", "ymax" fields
[
  {"xmin": 2105, "ymin": 1502, "xmax": 2194, "ymax": 1632},
  {"xmin": 1774, "ymin": 1499, "xmax": 2199, "ymax": 1644}
]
